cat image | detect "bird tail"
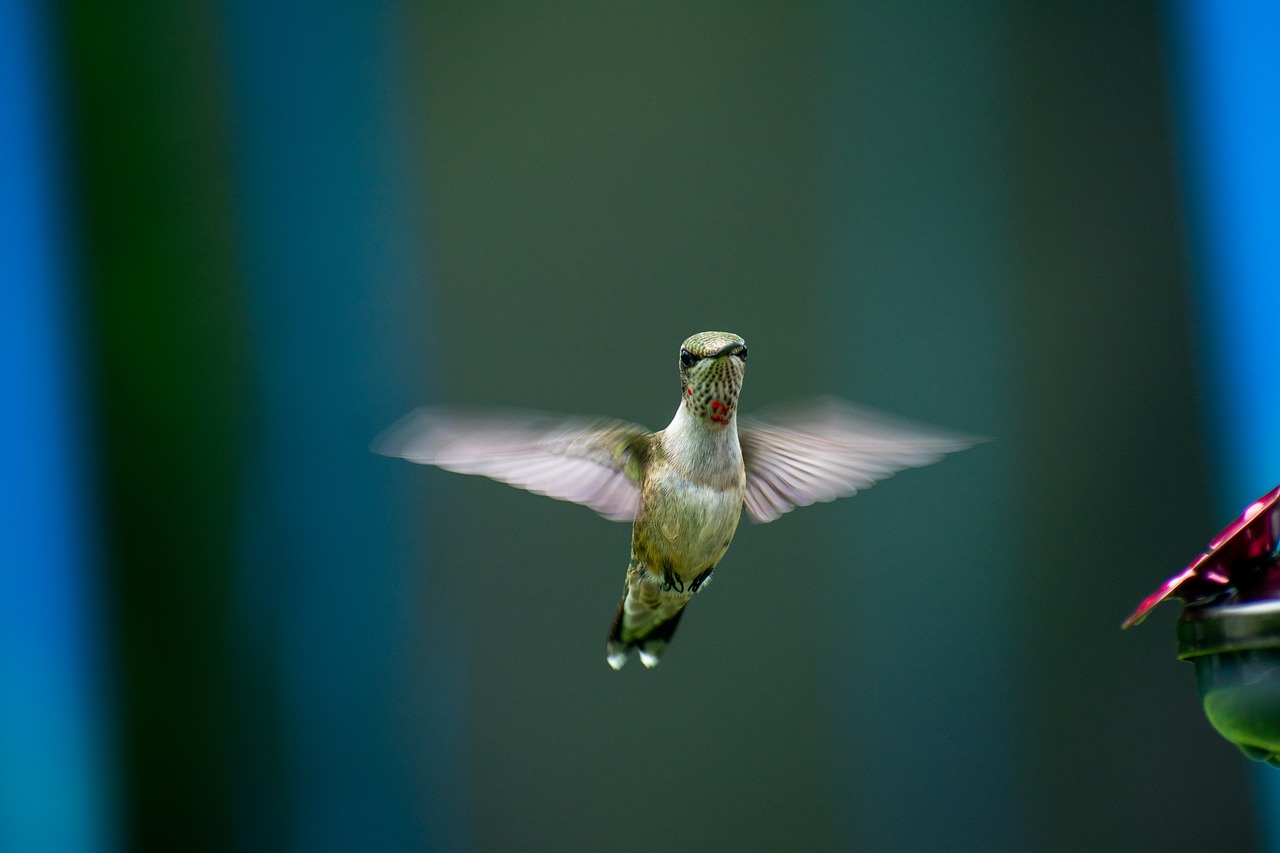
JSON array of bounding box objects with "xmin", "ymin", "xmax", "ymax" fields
[{"xmin": 605, "ymin": 591, "xmax": 689, "ymax": 670}]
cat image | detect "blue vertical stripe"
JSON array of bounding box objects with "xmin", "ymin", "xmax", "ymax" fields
[
  {"xmin": 221, "ymin": 2, "xmax": 468, "ymax": 849},
  {"xmin": 1172, "ymin": 0, "xmax": 1280, "ymax": 847},
  {"xmin": 0, "ymin": 0, "xmax": 115, "ymax": 850},
  {"xmin": 1174, "ymin": 0, "xmax": 1280, "ymax": 501}
]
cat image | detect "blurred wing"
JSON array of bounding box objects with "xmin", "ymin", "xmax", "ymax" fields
[
  {"xmin": 738, "ymin": 397, "xmax": 982, "ymax": 523},
  {"xmin": 373, "ymin": 408, "xmax": 651, "ymax": 521}
]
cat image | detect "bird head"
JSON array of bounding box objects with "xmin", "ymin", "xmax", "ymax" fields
[{"xmin": 678, "ymin": 331, "xmax": 748, "ymax": 426}]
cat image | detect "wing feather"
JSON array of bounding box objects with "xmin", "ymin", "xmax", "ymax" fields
[
  {"xmin": 373, "ymin": 408, "xmax": 651, "ymax": 521},
  {"xmin": 739, "ymin": 397, "xmax": 980, "ymax": 522}
]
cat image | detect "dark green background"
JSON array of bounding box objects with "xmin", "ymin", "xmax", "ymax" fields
[{"xmin": 65, "ymin": 1, "xmax": 1254, "ymax": 850}]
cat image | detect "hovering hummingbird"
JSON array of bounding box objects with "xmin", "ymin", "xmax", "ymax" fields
[{"xmin": 376, "ymin": 331, "xmax": 977, "ymax": 669}]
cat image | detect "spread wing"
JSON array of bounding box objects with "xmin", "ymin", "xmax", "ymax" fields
[
  {"xmin": 738, "ymin": 397, "xmax": 981, "ymax": 523},
  {"xmin": 373, "ymin": 408, "xmax": 652, "ymax": 521}
]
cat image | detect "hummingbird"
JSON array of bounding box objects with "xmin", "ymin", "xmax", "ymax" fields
[{"xmin": 375, "ymin": 331, "xmax": 977, "ymax": 669}]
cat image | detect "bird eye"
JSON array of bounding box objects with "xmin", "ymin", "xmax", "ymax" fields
[
  {"xmin": 736, "ymin": 345, "xmax": 748, "ymax": 361},
  {"xmin": 680, "ymin": 349, "xmax": 698, "ymax": 368}
]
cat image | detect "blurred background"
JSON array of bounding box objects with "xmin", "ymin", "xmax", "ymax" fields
[{"xmin": 3, "ymin": 1, "xmax": 1278, "ymax": 850}]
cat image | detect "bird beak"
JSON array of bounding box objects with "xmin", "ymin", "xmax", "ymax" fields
[{"xmin": 711, "ymin": 341, "xmax": 745, "ymax": 358}]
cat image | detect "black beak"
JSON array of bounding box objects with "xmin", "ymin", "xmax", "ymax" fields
[{"xmin": 711, "ymin": 341, "xmax": 745, "ymax": 358}]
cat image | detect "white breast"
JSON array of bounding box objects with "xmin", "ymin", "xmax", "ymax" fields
[{"xmin": 642, "ymin": 469, "xmax": 743, "ymax": 574}]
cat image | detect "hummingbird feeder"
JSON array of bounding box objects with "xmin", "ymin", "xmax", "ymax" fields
[{"xmin": 1124, "ymin": 485, "xmax": 1280, "ymax": 764}]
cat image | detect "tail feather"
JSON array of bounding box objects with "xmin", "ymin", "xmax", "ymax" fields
[{"xmin": 606, "ymin": 593, "xmax": 689, "ymax": 670}]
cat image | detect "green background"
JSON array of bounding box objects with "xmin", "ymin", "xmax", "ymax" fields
[{"xmin": 63, "ymin": 1, "xmax": 1253, "ymax": 850}]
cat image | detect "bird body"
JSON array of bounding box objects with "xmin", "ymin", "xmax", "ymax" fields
[
  {"xmin": 639, "ymin": 396, "xmax": 746, "ymax": 586},
  {"xmin": 614, "ymin": 398, "xmax": 747, "ymax": 666},
  {"xmin": 376, "ymin": 331, "xmax": 976, "ymax": 669}
]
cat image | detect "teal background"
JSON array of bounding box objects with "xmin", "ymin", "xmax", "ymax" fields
[{"xmin": 5, "ymin": 1, "xmax": 1273, "ymax": 850}]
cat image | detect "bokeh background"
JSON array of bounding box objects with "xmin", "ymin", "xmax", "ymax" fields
[{"xmin": 4, "ymin": 1, "xmax": 1278, "ymax": 851}]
